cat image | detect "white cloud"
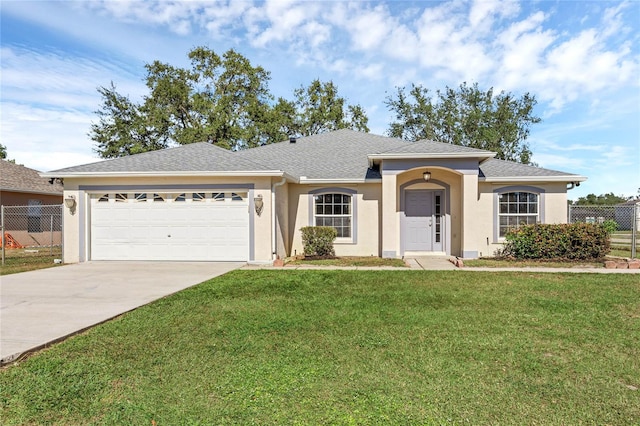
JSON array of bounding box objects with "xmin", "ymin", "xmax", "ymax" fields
[
  {"xmin": 469, "ymin": 0, "xmax": 519, "ymax": 32},
  {"xmin": 1, "ymin": 103, "xmax": 99, "ymax": 171}
]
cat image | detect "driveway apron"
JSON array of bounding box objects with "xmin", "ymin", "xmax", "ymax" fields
[{"xmin": 0, "ymin": 261, "xmax": 243, "ymax": 364}]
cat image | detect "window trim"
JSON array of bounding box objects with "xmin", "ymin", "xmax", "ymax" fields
[
  {"xmin": 308, "ymin": 187, "xmax": 357, "ymax": 244},
  {"xmin": 493, "ymin": 186, "xmax": 545, "ymax": 242}
]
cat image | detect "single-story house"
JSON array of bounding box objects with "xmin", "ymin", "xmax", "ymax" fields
[
  {"xmin": 43, "ymin": 129, "xmax": 587, "ymax": 264},
  {"xmin": 1, "ymin": 160, "xmax": 63, "ymax": 206},
  {"xmin": 1, "ymin": 160, "xmax": 64, "ymax": 246}
]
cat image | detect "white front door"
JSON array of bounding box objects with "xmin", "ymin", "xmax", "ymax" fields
[
  {"xmin": 90, "ymin": 192, "xmax": 249, "ymax": 261},
  {"xmin": 404, "ymin": 189, "xmax": 444, "ymax": 253}
]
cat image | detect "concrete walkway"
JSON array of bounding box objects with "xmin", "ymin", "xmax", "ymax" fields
[
  {"xmin": 247, "ymin": 256, "xmax": 640, "ymax": 273},
  {"xmin": 0, "ymin": 261, "xmax": 243, "ymax": 365}
]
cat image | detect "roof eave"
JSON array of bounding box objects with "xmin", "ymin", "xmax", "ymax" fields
[
  {"xmin": 0, "ymin": 188, "xmax": 63, "ymax": 196},
  {"xmin": 368, "ymin": 152, "xmax": 496, "ymax": 160},
  {"xmin": 40, "ymin": 170, "xmax": 286, "ymax": 179},
  {"xmin": 299, "ymin": 177, "xmax": 382, "ymax": 184},
  {"xmin": 480, "ymin": 175, "xmax": 588, "ymax": 183},
  {"xmin": 367, "ymin": 152, "xmax": 496, "ymax": 167}
]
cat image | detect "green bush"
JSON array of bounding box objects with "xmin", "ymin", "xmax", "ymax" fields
[
  {"xmin": 602, "ymin": 220, "xmax": 618, "ymax": 235},
  {"xmin": 300, "ymin": 226, "xmax": 337, "ymax": 257},
  {"xmin": 500, "ymin": 223, "xmax": 610, "ymax": 260}
]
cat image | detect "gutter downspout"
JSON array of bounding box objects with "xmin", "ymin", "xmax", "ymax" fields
[{"xmin": 271, "ymin": 177, "xmax": 287, "ymax": 260}]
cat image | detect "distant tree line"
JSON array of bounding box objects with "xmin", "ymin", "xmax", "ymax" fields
[
  {"xmin": 571, "ymin": 193, "xmax": 635, "ymax": 206},
  {"xmin": 91, "ymin": 47, "xmax": 540, "ymax": 164}
]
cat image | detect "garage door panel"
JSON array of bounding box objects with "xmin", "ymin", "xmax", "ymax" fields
[{"xmin": 90, "ymin": 193, "xmax": 249, "ymax": 261}]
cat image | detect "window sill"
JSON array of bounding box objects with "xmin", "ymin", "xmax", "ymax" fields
[{"xmin": 334, "ymin": 238, "xmax": 355, "ymax": 245}]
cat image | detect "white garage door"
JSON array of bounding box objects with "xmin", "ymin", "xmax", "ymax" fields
[{"xmin": 90, "ymin": 191, "xmax": 249, "ymax": 261}]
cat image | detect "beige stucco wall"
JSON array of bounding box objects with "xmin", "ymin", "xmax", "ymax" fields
[
  {"xmin": 381, "ymin": 165, "xmax": 570, "ymax": 259},
  {"xmin": 287, "ymin": 183, "xmax": 382, "ymax": 257},
  {"xmin": 472, "ymin": 181, "xmax": 569, "ymax": 257},
  {"xmin": 61, "ymin": 175, "xmax": 274, "ymax": 264},
  {"xmin": 384, "ymin": 167, "xmax": 463, "ymax": 258}
]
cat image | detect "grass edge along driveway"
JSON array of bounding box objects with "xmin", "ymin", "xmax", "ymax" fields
[{"xmin": 1, "ymin": 270, "xmax": 639, "ymax": 425}]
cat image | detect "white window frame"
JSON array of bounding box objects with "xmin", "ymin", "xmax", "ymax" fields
[
  {"xmin": 309, "ymin": 188, "xmax": 357, "ymax": 244},
  {"xmin": 494, "ymin": 186, "xmax": 545, "ymax": 242}
]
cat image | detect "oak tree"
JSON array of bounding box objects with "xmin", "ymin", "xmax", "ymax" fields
[{"xmin": 385, "ymin": 82, "xmax": 541, "ymax": 164}]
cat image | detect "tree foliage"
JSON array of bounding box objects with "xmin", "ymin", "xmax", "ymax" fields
[
  {"xmin": 91, "ymin": 48, "xmax": 368, "ymax": 158},
  {"xmin": 573, "ymin": 193, "xmax": 629, "ymax": 206},
  {"xmin": 385, "ymin": 82, "xmax": 541, "ymax": 164},
  {"xmin": 0, "ymin": 143, "xmax": 7, "ymax": 159},
  {"xmin": 284, "ymin": 79, "xmax": 368, "ymax": 137}
]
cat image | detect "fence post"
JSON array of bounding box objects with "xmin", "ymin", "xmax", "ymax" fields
[
  {"xmin": 50, "ymin": 214, "xmax": 54, "ymax": 256},
  {"xmin": 1, "ymin": 205, "xmax": 4, "ymax": 266},
  {"xmin": 632, "ymin": 203, "xmax": 638, "ymax": 259},
  {"xmin": 568, "ymin": 205, "xmax": 572, "ymax": 224}
]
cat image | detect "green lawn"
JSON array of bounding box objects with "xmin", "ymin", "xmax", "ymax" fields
[
  {"xmin": 1, "ymin": 270, "xmax": 639, "ymax": 424},
  {"xmin": 0, "ymin": 247, "xmax": 63, "ymax": 275}
]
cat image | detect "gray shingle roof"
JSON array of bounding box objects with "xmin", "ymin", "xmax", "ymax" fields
[
  {"xmin": 48, "ymin": 142, "xmax": 275, "ymax": 174},
  {"xmin": 45, "ymin": 129, "xmax": 583, "ymax": 182},
  {"xmin": 479, "ymin": 158, "xmax": 580, "ymax": 179},
  {"xmin": 376, "ymin": 139, "xmax": 495, "ymax": 156},
  {"xmin": 236, "ymin": 129, "xmax": 406, "ymax": 180},
  {"xmin": 0, "ymin": 160, "xmax": 63, "ymax": 195}
]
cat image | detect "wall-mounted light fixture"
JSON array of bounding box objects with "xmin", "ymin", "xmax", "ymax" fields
[
  {"xmin": 64, "ymin": 195, "xmax": 76, "ymax": 209},
  {"xmin": 254, "ymin": 194, "xmax": 264, "ymax": 216},
  {"xmin": 423, "ymin": 171, "xmax": 431, "ymax": 182},
  {"xmin": 64, "ymin": 195, "xmax": 77, "ymax": 215}
]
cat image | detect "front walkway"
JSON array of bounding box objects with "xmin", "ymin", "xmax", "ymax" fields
[{"xmin": 247, "ymin": 257, "xmax": 640, "ymax": 273}]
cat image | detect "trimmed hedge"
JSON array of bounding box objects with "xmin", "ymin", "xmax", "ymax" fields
[
  {"xmin": 500, "ymin": 223, "xmax": 611, "ymax": 260},
  {"xmin": 300, "ymin": 226, "xmax": 338, "ymax": 257}
]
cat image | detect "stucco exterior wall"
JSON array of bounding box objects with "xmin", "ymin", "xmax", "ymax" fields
[
  {"xmin": 0, "ymin": 191, "xmax": 62, "ymax": 206},
  {"xmin": 287, "ymin": 183, "xmax": 381, "ymax": 257},
  {"xmin": 273, "ymin": 178, "xmax": 289, "ymax": 260},
  {"xmin": 474, "ymin": 181, "xmax": 569, "ymax": 257},
  {"xmin": 61, "ymin": 176, "xmax": 274, "ymax": 264},
  {"xmin": 394, "ymin": 168, "xmax": 463, "ymax": 257}
]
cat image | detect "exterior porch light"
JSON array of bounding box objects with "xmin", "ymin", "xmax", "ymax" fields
[
  {"xmin": 254, "ymin": 194, "xmax": 264, "ymax": 216},
  {"xmin": 423, "ymin": 171, "xmax": 431, "ymax": 182},
  {"xmin": 64, "ymin": 195, "xmax": 76, "ymax": 209}
]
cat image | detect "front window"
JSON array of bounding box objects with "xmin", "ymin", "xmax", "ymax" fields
[
  {"xmin": 498, "ymin": 192, "xmax": 539, "ymax": 237},
  {"xmin": 314, "ymin": 193, "xmax": 352, "ymax": 238}
]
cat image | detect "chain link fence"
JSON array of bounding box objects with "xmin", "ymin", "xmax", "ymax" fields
[
  {"xmin": 1, "ymin": 204, "xmax": 63, "ymax": 267},
  {"xmin": 568, "ymin": 204, "xmax": 639, "ymax": 258}
]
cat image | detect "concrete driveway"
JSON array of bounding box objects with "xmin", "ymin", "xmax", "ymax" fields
[{"xmin": 0, "ymin": 261, "xmax": 243, "ymax": 364}]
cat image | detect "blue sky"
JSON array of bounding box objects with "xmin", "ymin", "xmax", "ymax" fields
[{"xmin": 1, "ymin": 0, "xmax": 638, "ymax": 200}]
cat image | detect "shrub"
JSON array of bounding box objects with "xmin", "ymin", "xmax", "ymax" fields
[
  {"xmin": 500, "ymin": 223, "xmax": 610, "ymax": 260},
  {"xmin": 300, "ymin": 226, "xmax": 337, "ymax": 257},
  {"xmin": 602, "ymin": 220, "xmax": 618, "ymax": 235}
]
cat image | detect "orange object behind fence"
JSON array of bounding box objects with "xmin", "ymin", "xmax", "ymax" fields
[{"xmin": 3, "ymin": 232, "xmax": 23, "ymax": 249}]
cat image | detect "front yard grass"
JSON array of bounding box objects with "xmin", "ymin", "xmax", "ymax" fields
[
  {"xmin": 1, "ymin": 270, "xmax": 639, "ymax": 424},
  {"xmin": 0, "ymin": 247, "xmax": 63, "ymax": 275}
]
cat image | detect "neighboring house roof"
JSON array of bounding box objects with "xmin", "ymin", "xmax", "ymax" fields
[
  {"xmin": 47, "ymin": 142, "xmax": 285, "ymax": 177},
  {"xmin": 0, "ymin": 160, "xmax": 63, "ymax": 195},
  {"xmin": 44, "ymin": 129, "xmax": 586, "ymax": 183},
  {"xmin": 619, "ymin": 198, "xmax": 640, "ymax": 206}
]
